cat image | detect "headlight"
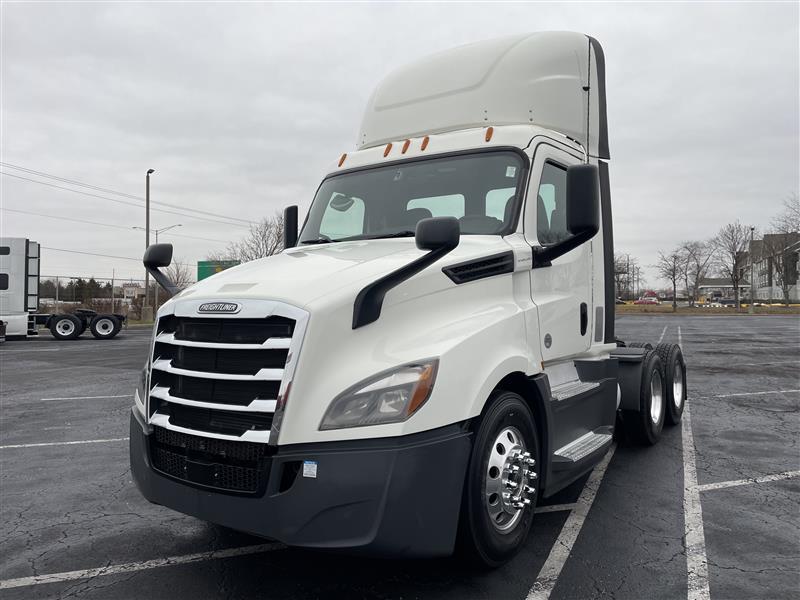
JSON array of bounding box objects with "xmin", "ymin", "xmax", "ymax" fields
[{"xmin": 320, "ymin": 360, "xmax": 438, "ymax": 430}]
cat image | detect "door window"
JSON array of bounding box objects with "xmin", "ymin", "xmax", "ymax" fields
[{"xmin": 537, "ymin": 162, "xmax": 569, "ymax": 245}]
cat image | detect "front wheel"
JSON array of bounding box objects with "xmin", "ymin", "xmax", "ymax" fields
[{"xmin": 457, "ymin": 391, "xmax": 539, "ymax": 568}]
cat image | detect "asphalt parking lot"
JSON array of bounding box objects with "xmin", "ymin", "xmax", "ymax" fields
[{"xmin": 1, "ymin": 315, "xmax": 798, "ymax": 600}]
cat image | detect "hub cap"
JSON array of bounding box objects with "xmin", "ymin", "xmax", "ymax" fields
[
  {"xmin": 650, "ymin": 369, "xmax": 664, "ymax": 425},
  {"xmin": 95, "ymin": 318, "xmax": 114, "ymax": 336},
  {"xmin": 673, "ymin": 363, "xmax": 684, "ymax": 409},
  {"xmin": 56, "ymin": 319, "xmax": 75, "ymax": 336},
  {"xmin": 484, "ymin": 426, "xmax": 537, "ymax": 532}
]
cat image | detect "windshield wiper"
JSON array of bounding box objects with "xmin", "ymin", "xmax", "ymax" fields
[
  {"xmin": 340, "ymin": 230, "xmax": 416, "ymax": 241},
  {"xmin": 300, "ymin": 235, "xmax": 335, "ymax": 245}
]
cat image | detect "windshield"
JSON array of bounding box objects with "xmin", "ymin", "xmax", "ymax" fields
[{"xmin": 298, "ymin": 151, "xmax": 526, "ymax": 244}]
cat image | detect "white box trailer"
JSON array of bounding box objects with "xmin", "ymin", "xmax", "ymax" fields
[
  {"xmin": 130, "ymin": 32, "xmax": 687, "ymax": 566},
  {"xmin": 0, "ymin": 237, "xmax": 126, "ymax": 340}
]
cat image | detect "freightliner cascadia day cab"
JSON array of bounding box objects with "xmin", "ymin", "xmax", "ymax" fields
[{"xmin": 130, "ymin": 32, "xmax": 688, "ymax": 566}]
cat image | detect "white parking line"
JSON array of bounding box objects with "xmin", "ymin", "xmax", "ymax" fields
[
  {"xmin": 680, "ymin": 326, "xmax": 712, "ymax": 600},
  {"xmin": 527, "ymin": 443, "xmax": 616, "ymax": 600},
  {"xmin": 657, "ymin": 325, "xmax": 667, "ymax": 343},
  {"xmin": 693, "ymin": 389, "xmax": 800, "ymax": 400},
  {"xmin": 0, "ymin": 543, "xmax": 284, "ymax": 590},
  {"xmin": 695, "ymin": 470, "xmax": 800, "ymax": 493},
  {"xmin": 40, "ymin": 394, "xmax": 131, "ymax": 401},
  {"xmin": 534, "ymin": 503, "xmax": 577, "ymax": 514},
  {"xmin": 0, "ymin": 348, "xmax": 61, "ymax": 353},
  {"xmin": 0, "ymin": 437, "xmax": 129, "ymax": 450}
]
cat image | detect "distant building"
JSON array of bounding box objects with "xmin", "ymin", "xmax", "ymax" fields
[
  {"xmin": 122, "ymin": 282, "xmax": 145, "ymax": 300},
  {"xmin": 738, "ymin": 233, "xmax": 800, "ymax": 302},
  {"xmin": 697, "ymin": 277, "xmax": 749, "ymax": 301}
]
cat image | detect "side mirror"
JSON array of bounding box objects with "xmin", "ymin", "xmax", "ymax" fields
[
  {"xmin": 143, "ymin": 243, "xmax": 179, "ymax": 295},
  {"xmin": 284, "ymin": 205, "xmax": 298, "ymax": 249},
  {"xmin": 415, "ymin": 216, "xmax": 460, "ymax": 252},
  {"xmin": 566, "ymin": 164, "xmax": 600, "ymax": 236},
  {"xmin": 143, "ymin": 243, "xmax": 173, "ymax": 269},
  {"xmin": 533, "ymin": 164, "xmax": 600, "ymax": 268}
]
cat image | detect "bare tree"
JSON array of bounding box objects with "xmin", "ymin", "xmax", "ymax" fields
[
  {"xmin": 681, "ymin": 240, "xmax": 714, "ymax": 306},
  {"xmin": 655, "ymin": 250, "xmax": 682, "ymax": 311},
  {"xmin": 165, "ymin": 259, "xmax": 194, "ymax": 292},
  {"xmin": 772, "ymin": 192, "xmax": 800, "ymax": 233},
  {"xmin": 208, "ymin": 212, "xmax": 285, "ymax": 263},
  {"xmin": 712, "ymin": 221, "xmax": 751, "ymax": 309}
]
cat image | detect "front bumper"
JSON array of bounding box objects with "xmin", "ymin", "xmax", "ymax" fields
[{"xmin": 130, "ymin": 409, "xmax": 472, "ymax": 557}]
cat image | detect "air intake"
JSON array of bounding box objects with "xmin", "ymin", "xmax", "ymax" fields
[{"xmin": 442, "ymin": 251, "xmax": 514, "ymax": 284}]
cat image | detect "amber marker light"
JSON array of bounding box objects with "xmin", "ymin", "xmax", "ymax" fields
[
  {"xmin": 338, "ymin": 153, "xmax": 347, "ymax": 167},
  {"xmin": 402, "ymin": 139, "xmax": 411, "ymax": 154},
  {"xmin": 407, "ymin": 362, "xmax": 437, "ymax": 416},
  {"xmin": 485, "ymin": 126, "xmax": 494, "ymax": 142},
  {"xmin": 421, "ymin": 136, "xmax": 430, "ymax": 151},
  {"xmin": 384, "ymin": 143, "xmax": 393, "ymax": 157}
]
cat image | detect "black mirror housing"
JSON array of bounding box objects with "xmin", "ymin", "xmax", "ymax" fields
[
  {"xmin": 415, "ymin": 216, "xmax": 460, "ymax": 251},
  {"xmin": 143, "ymin": 243, "xmax": 173, "ymax": 269},
  {"xmin": 284, "ymin": 205, "xmax": 299, "ymax": 249},
  {"xmin": 566, "ymin": 164, "xmax": 600, "ymax": 236}
]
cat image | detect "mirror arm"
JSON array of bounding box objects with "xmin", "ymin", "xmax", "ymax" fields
[
  {"xmin": 145, "ymin": 264, "xmax": 180, "ymax": 296},
  {"xmin": 352, "ymin": 245, "xmax": 455, "ymax": 329},
  {"xmin": 532, "ymin": 228, "xmax": 597, "ymax": 269}
]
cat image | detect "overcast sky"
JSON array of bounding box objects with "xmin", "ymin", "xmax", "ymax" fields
[{"xmin": 2, "ymin": 2, "xmax": 798, "ymax": 285}]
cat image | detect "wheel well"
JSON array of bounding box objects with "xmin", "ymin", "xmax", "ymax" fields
[{"xmin": 493, "ymin": 372, "xmax": 549, "ymax": 489}]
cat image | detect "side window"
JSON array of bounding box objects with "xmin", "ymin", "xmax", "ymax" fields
[
  {"xmin": 0, "ymin": 273, "xmax": 8, "ymax": 290},
  {"xmin": 537, "ymin": 162, "xmax": 569, "ymax": 245},
  {"xmin": 0, "ymin": 246, "xmax": 10, "ymax": 255},
  {"xmin": 319, "ymin": 193, "xmax": 365, "ymax": 239},
  {"xmin": 486, "ymin": 187, "xmax": 516, "ymax": 221},
  {"xmin": 407, "ymin": 194, "xmax": 465, "ymax": 218}
]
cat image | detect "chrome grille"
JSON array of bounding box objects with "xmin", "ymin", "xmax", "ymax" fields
[{"xmin": 147, "ymin": 301, "xmax": 307, "ymax": 445}]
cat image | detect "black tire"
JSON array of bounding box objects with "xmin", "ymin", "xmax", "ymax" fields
[
  {"xmin": 77, "ymin": 318, "xmax": 88, "ymax": 335},
  {"xmin": 457, "ymin": 391, "xmax": 539, "ymax": 568},
  {"xmin": 90, "ymin": 315, "xmax": 122, "ymax": 339},
  {"xmin": 656, "ymin": 343, "xmax": 686, "ymax": 426},
  {"xmin": 623, "ymin": 351, "xmax": 665, "ymax": 446},
  {"xmin": 49, "ymin": 314, "xmax": 82, "ymax": 340},
  {"xmin": 627, "ymin": 341, "xmax": 653, "ymax": 350}
]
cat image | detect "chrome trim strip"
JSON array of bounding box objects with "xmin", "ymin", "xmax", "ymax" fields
[
  {"xmin": 150, "ymin": 412, "xmax": 271, "ymax": 443},
  {"xmin": 151, "ymin": 358, "xmax": 284, "ymax": 381},
  {"xmin": 155, "ymin": 331, "xmax": 291, "ymax": 350},
  {"xmin": 149, "ymin": 385, "xmax": 277, "ymax": 413}
]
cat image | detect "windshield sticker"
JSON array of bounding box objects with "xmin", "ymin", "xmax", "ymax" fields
[{"xmin": 505, "ymin": 166, "xmax": 517, "ymax": 178}]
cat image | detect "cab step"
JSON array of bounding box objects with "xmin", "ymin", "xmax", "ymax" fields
[
  {"xmin": 554, "ymin": 430, "xmax": 612, "ymax": 463},
  {"xmin": 550, "ymin": 380, "xmax": 600, "ymax": 401}
]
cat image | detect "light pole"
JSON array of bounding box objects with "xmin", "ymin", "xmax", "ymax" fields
[
  {"xmin": 144, "ymin": 169, "xmax": 155, "ymax": 314},
  {"xmin": 749, "ymin": 226, "xmax": 755, "ymax": 314},
  {"xmin": 133, "ymin": 223, "xmax": 182, "ymax": 308}
]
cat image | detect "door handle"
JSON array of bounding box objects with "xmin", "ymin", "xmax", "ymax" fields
[{"xmin": 580, "ymin": 303, "xmax": 588, "ymax": 336}]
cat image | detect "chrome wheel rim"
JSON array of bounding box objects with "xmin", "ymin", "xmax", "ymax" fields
[
  {"xmin": 56, "ymin": 319, "xmax": 75, "ymax": 336},
  {"xmin": 650, "ymin": 369, "xmax": 664, "ymax": 425},
  {"xmin": 484, "ymin": 426, "xmax": 537, "ymax": 532},
  {"xmin": 95, "ymin": 318, "xmax": 114, "ymax": 336},
  {"xmin": 673, "ymin": 363, "xmax": 684, "ymax": 409}
]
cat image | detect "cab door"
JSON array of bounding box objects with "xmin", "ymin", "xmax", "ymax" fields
[{"xmin": 525, "ymin": 143, "xmax": 593, "ymax": 361}]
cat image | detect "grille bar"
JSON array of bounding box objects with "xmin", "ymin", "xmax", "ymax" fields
[
  {"xmin": 151, "ymin": 413, "xmax": 272, "ymax": 443},
  {"xmin": 152, "ymin": 358, "xmax": 284, "ymax": 381},
  {"xmin": 150, "ymin": 385, "xmax": 277, "ymax": 413},
  {"xmin": 155, "ymin": 331, "xmax": 291, "ymax": 350}
]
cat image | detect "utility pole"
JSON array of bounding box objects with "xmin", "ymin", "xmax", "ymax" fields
[
  {"xmin": 133, "ymin": 223, "xmax": 181, "ymax": 310},
  {"xmin": 749, "ymin": 226, "xmax": 755, "ymax": 314},
  {"xmin": 55, "ymin": 276, "xmax": 60, "ymax": 313},
  {"xmin": 144, "ymin": 169, "xmax": 155, "ymax": 320}
]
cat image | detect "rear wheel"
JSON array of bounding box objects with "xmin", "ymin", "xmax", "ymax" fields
[
  {"xmin": 90, "ymin": 315, "xmax": 122, "ymax": 339},
  {"xmin": 656, "ymin": 343, "xmax": 686, "ymax": 426},
  {"xmin": 49, "ymin": 314, "xmax": 82, "ymax": 340},
  {"xmin": 627, "ymin": 341, "xmax": 653, "ymax": 350},
  {"xmin": 623, "ymin": 351, "xmax": 665, "ymax": 445},
  {"xmin": 457, "ymin": 391, "xmax": 539, "ymax": 567}
]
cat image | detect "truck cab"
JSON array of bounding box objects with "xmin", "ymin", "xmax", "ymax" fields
[{"xmin": 130, "ymin": 32, "xmax": 686, "ymax": 566}]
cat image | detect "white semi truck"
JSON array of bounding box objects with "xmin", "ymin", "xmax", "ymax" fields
[
  {"xmin": 0, "ymin": 237, "xmax": 126, "ymax": 340},
  {"xmin": 130, "ymin": 32, "xmax": 687, "ymax": 566}
]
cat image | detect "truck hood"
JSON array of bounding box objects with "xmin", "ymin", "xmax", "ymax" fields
[{"xmin": 171, "ymin": 236, "xmax": 511, "ymax": 311}]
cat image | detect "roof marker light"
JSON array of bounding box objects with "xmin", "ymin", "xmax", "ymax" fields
[
  {"xmin": 401, "ymin": 139, "xmax": 411, "ymax": 154},
  {"xmin": 384, "ymin": 143, "xmax": 393, "ymax": 157},
  {"xmin": 338, "ymin": 153, "xmax": 347, "ymax": 167},
  {"xmin": 421, "ymin": 136, "xmax": 430, "ymax": 151},
  {"xmin": 485, "ymin": 126, "xmax": 494, "ymax": 142}
]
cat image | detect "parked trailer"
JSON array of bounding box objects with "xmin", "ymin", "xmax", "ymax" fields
[
  {"xmin": 131, "ymin": 32, "xmax": 687, "ymax": 566},
  {"xmin": 0, "ymin": 237, "xmax": 126, "ymax": 340}
]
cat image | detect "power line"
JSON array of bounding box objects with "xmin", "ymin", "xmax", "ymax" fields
[
  {"xmin": 0, "ymin": 171, "xmax": 251, "ymax": 229},
  {"xmin": 0, "ymin": 162, "xmax": 257, "ymax": 225},
  {"xmin": 42, "ymin": 246, "xmax": 195, "ymax": 267},
  {"xmin": 1, "ymin": 207, "xmax": 231, "ymax": 244}
]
